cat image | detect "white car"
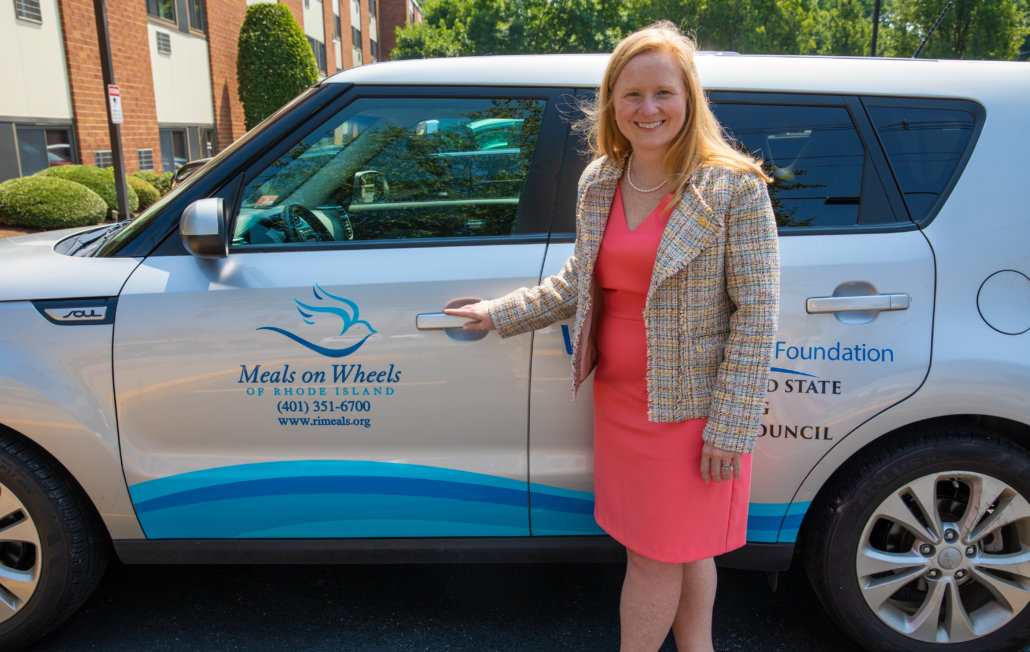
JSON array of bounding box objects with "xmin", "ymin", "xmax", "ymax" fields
[{"xmin": 1, "ymin": 53, "xmax": 1029, "ymax": 650}]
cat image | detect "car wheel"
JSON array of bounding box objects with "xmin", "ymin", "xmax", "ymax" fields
[
  {"xmin": 0, "ymin": 432, "xmax": 108, "ymax": 648},
  {"xmin": 805, "ymin": 426, "xmax": 1030, "ymax": 651}
]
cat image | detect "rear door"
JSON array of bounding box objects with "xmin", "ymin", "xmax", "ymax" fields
[
  {"xmin": 113, "ymin": 88, "xmax": 567, "ymax": 539},
  {"xmin": 527, "ymin": 92, "xmax": 938, "ymax": 543},
  {"xmin": 713, "ymin": 95, "xmax": 935, "ymax": 543}
]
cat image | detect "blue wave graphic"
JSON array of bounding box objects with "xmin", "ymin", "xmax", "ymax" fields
[
  {"xmin": 256, "ymin": 327, "xmax": 374, "ymax": 358},
  {"xmin": 130, "ymin": 461, "xmax": 811, "ymax": 542},
  {"xmin": 258, "ymin": 284, "xmax": 376, "ymax": 358}
]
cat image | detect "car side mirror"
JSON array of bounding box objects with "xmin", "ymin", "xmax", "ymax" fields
[
  {"xmin": 180, "ymin": 197, "xmax": 228, "ymax": 259},
  {"xmin": 353, "ymin": 170, "xmax": 388, "ymax": 204}
]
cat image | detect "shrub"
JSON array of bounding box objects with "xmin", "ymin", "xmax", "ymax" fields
[
  {"xmin": 0, "ymin": 176, "xmax": 107, "ymax": 229},
  {"xmin": 237, "ymin": 3, "xmax": 319, "ymax": 130},
  {"xmin": 132, "ymin": 170, "xmax": 173, "ymax": 195},
  {"xmin": 37, "ymin": 164, "xmax": 139, "ymax": 213},
  {"xmin": 127, "ymin": 175, "xmax": 160, "ymax": 210}
]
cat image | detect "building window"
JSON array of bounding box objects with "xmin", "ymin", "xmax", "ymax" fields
[
  {"xmin": 145, "ymin": 0, "xmax": 175, "ymax": 22},
  {"xmin": 44, "ymin": 129, "xmax": 73, "ymax": 167},
  {"xmin": 156, "ymin": 31, "xmax": 172, "ymax": 55},
  {"xmin": 138, "ymin": 149, "xmax": 155, "ymax": 171},
  {"xmin": 307, "ymin": 36, "xmax": 327, "ymax": 76},
  {"xmin": 187, "ymin": 0, "xmax": 206, "ymax": 32},
  {"xmin": 159, "ymin": 128, "xmax": 188, "ymax": 172},
  {"xmin": 370, "ymin": 38, "xmax": 378, "ymax": 62},
  {"xmin": 408, "ymin": 1, "xmax": 414, "ymax": 24},
  {"xmin": 368, "ymin": 0, "xmax": 376, "ymax": 18},
  {"xmin": 201, "ymin": 129, "xmax": 216, "ymax": 158},
  {"xmin": 94, "ymin": 150, "xmax": 113, "ymax": 168},
  {"xmin": 15, "ymin": 126, "xmax": 74, "ymax": 176},
  {"xmin": 14, "ymin": 0, "xmax": 42, "ymax": 23},
  {"xmin": 334, "ymin": 13, "xmax": 341, "ymax": 39},
  {"xmin": 351, "ymin": 26, "xmax": 361, "ymax": 49}
]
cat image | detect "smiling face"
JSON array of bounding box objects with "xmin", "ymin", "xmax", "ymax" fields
[{"xmin": 611, "ymin": 49, "xmax": 688, "ymax": 159}]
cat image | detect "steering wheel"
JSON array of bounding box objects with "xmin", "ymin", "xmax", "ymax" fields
[{"xmin": 286, "ymin": 204, "xmax": 334, "ymax": 242}]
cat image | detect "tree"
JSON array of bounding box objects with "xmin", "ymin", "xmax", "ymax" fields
[
  {"xmin": 878, "ymin": 0, "xmax": 1028, "ymax": 60},
  {"xmin": 392, "ymin": 0, "xmax": 1028, "ymax": 60},
  {"xmin": 812, "ymin": 0, "xmax": 871, "ymax": 55},
  {"xmin": 237, "ymin": 4, "xmax": 319, "ymax": 130},
  {"xmin": 392, "ymin": 0, "xmax": 628, "ymax": 58}
]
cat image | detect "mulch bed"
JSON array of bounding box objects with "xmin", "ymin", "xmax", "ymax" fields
[{"xmin": 0, "ymin": 226, "xmax": 40, "ymax": 239}]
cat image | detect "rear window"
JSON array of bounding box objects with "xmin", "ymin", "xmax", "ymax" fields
[
  {"xmin": 864, "ymin": 100, "xmax": 980, "ymax": 223},
  {"xmin": 714, "ymin": 102, "xmax": 896, "ymax": 230}
]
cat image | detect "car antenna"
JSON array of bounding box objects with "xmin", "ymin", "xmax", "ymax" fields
[{"xmin": 913, "ymin": 0, "xmax": 953, "ymax": 58}]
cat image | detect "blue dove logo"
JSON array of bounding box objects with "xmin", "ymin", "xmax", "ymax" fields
[{"xmin": 258, "ymin": 284, "xmax": 377, "ymax": 358}]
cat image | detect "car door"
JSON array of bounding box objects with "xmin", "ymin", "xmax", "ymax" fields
[
  {"xmin": 713, "ymin": 95, "xmax": 936, "ymax": 543},
  {"xmin": 113, "ymin": 89, "xmax": 566, "ymax": 539},
  {"xmin": 527, "ymin": 92, "xmax": 936, "ymax": 544}
]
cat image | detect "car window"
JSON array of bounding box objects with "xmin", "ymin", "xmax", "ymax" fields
[
  {"xmin": 714, "ymin": 103, "xmax": 895, "ymax": 229},
  {"xmin": 865, "ymin": 102, "xmax": 978, "ymax": 222},
  {"xmin": 232, "ymin": 97, "xmax": 546, "ymax": 246}
]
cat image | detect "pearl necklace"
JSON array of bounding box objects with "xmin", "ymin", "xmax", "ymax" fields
[{"xmin": 625, "ymin": 152, "xmax": 667, "ymax": 193}]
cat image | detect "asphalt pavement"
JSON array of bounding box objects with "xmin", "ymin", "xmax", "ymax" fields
[{"xmin": 26, "ymin": 560, "xmax": 862, "ymax": 651}]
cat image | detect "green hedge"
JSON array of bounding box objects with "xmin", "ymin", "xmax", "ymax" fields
[
  {"xmin": 37, "ymin": 164, "xmax": 139, "ymax": 213},
  {"xmin": 132, "ymin": 170, "xmax": 173, "ymax": 195},
  {"xmin": 127, "ymin": 175, "xmax": 160, "ymax": 210},
  {"xmin": 0, "ymin": 176, "xmax": 107, "ymax": 229},
  {"xmin": 237, "ymin": 3, "xmax": 319, "ymax": 130}
]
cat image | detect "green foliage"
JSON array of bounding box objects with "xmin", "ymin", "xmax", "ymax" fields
[
  {"xmin": 126, "ymin": 175, "xmax": 160, "ymax": 210},
  {"xmin": 815, "ymin": 0, "xmax": 871, "ymax": 55},
  {"xmin": 0, "ymin": 176, "xmax": 107, "ymax": 229},
  {"xmin": 393, "ymin": 0, "xmax": 1029, "ymax": 60},
  {"xmin": 876, "ymin": 0, "xmax": 1028, "ymax": 59},
  {"xmin": 37, "ymin": 164, "xmax": 139, "ymax": 213},
  {"xmin": 392, "ymin": 19, "xmax": 467, "ymax": 58},
  {"xmin": 237, "ymin": 3, "xmax": 319, "ymax": 130},
  {"xmin": 392, "ymin": 0, "xmax": 628, "ymax": 59},
  {"xmin": 697, "ymin": 0, "xmax": 816, "ymax": 53},
  {"xmin": 132, "ymin": 170, "xmax": 173, "ymax": 195}
]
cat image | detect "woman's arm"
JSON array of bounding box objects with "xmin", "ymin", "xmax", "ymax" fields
[
  {"xmin": 444, "ymin": 254, "xmax": 580, "ymax": 336},
  {"xmin": 702, "ymin": 172, "xmax": 780, "ymax": 454}
]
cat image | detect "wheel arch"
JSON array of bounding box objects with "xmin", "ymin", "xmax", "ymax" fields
[
  {"xmin": 0, "ymin": 419, "xmax": 110, "ymax": 532},
  {"xmin": 0, "ymin": 419, "xmax": 142, "ymax": 541},
  {"xmin": 794, "ymin": 413, "xmax": 1030, "ymax": 552}
]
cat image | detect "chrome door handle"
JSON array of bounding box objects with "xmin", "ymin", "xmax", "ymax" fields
[
  {"xmin": 415, "ymin": 312, "xmax": 470, "ymax": 330},
  {"xmin": 806, "ymin": 293, "xmax": 910, "ymax": 314}
]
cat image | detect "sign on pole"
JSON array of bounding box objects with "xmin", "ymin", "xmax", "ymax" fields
[{"xmin": 107, "ymin": 84, "xmax": 123, "ymax": 124}]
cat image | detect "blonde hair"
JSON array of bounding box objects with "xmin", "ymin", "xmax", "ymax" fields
[{"xmin": 583, "ymin": 21, "xmax": 770, "ymax": 198}]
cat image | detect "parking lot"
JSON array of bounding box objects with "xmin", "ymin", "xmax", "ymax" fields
[{"xmin": 26, "ymin": 561, "xmax": 862, "ymax": 651}]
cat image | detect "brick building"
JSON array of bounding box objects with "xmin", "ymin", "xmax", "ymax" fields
[{"xmin": 0, "ymin": 0, "xmax": 421, "ymax": 181}]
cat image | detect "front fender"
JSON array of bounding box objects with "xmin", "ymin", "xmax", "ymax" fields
[{"xmin": 0, "ymin": 300, "xmax": 143, "ymax": 539}]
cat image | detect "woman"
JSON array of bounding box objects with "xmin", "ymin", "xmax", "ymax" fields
[{"xmin": 445, "ymin": 21, "xmax": 779, "ymax": 651}]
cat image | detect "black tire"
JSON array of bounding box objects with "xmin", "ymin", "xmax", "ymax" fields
[
  {"xmin": 804, "ymin": 426, "xmax": 1030, "ymax": 651},
  {"xmin": 0, "ymin": 431, "xmax": 108, "ymax": 649}
]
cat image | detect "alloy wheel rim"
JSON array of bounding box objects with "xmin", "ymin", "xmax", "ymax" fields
[
  {"xmin": 856, "ymin": 470, "xmax": 1030, "ymax": 643},
  {"xmin": 0, "ymin": 482, "xmax": 40, "ymax": 621}
]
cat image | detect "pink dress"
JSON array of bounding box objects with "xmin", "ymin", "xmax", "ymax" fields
[{"xmin": 591, "ymin": 184, "xmax": 752, "ymax": 563}]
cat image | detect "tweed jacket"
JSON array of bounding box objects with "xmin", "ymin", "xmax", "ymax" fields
[{"xmin": 488, "ymin": 156, "xmax": 779, "ymax": 454}]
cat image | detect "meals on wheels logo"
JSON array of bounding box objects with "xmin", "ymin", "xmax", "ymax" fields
[{"xmin": 258, "ymin": 283, "xmax": 377, "ymax": 358}]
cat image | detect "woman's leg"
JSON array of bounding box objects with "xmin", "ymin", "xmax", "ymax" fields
[
  {"xmin": 670, "ymin": 557, "xmax": 717, "ymax": 652},
  {"xmin": 620, "ymin": 548, "xmax": 684, "ymax": 651}
]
